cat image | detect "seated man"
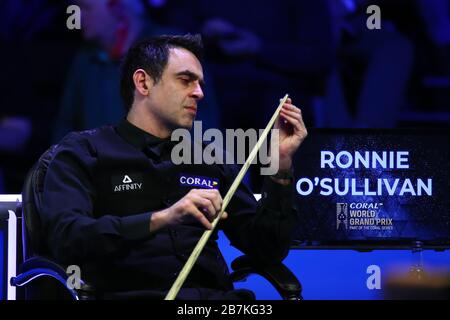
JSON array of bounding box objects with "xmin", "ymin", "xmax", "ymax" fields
[{"xmin": 41, "ymin": 34, "xmax": 308, "ymax": 299}]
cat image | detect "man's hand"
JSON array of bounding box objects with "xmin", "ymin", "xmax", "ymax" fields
[
  {"xmin": 150, "ymin": 189, "xmax": 228, "ymax": 232},
  {"xmin": 274, "ymin": 98, "xmax": 308, "ymax": 171}
]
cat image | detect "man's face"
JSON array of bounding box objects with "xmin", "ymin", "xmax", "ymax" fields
[{"xmin": 147, "ymin": 48, "xmax": 205, "ymax": 131}]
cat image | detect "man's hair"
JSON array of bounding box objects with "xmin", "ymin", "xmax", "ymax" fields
[{"xmin": 120, "ymin": 34, "xmax": 203, "ymax": 111}]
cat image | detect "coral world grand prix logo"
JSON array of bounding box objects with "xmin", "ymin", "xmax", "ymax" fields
[{"xmin": 336, "ymin": 202, "xmax": 391, "ymax": 231}]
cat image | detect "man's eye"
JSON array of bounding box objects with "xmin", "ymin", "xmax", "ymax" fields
[{"xmin": 180, "ymin": 77, "xmax": 190, "ymax": 83}]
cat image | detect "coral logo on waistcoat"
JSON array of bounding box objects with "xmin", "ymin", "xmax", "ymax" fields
[
  {"xmin": 112, "ymin": 173, "xmax": 143, "ymax": 192},
  {"xmin": 179, "ymin": 173, "xmax": 219, "ymax": 189}
]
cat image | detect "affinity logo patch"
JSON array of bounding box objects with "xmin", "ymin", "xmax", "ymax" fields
[{"xmin": 112, "ymin": 173, "xmax": 144, "ymax": 192}]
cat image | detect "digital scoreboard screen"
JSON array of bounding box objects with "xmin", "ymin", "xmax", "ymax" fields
[{"xmin": 292, "ymin": 129, "xmax": 450, "ymax": 249}]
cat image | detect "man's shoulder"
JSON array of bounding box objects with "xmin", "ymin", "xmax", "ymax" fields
[
  {"xmin": 55, "ymin": 125, "xmax": 116, "ymax": 151},
  {"xmin": 43, "ymin": 126, "xmax": 118, "ymax": 169},
  {"xmin": 61, "ymin": 125, "xmax": 110, "ymax": 139},
  {"xmin": 76, "ymin": 126, "xmax": 113, "ymax": 137}
]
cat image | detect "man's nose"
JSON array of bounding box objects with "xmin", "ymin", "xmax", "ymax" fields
[{"xmin": 191, "ymin": 82, "xmax": 204, "ymax": 100}]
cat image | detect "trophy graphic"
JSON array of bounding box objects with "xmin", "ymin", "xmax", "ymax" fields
[{"xmin": 337, "ymin": 203, "xmax": 348, "ymax": 230}]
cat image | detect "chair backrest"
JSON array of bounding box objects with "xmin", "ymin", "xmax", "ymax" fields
[{"xmin": 21, "ymin": 145, "xmax": 58, "ymax": 260}]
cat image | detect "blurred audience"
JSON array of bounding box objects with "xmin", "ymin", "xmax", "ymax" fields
[
  {"xmin": 416, "ymin": 0, "xmax": 450, "ymax": 75},
  {"xmin": 0, "ymin": 0, "xmax": 79, "ymax": 192},
  {"xmin": 53, "ymin": 0, "xmax": 169, "ymax": 141},
  {"xmin": 53, "ymin": 0, "xmax": 220, "ymax": 142},
  {"xmin": 157, "ymin": 0, "xmax": 335, "ymax": 130},
  {"xmin": 320, "ymin": 0, "xmax": 414, "ymax": 128}
]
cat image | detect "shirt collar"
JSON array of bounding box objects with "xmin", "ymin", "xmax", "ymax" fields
[{"xmin": 115, "ymin": 119, "xmax": 170, "ymax": 150}]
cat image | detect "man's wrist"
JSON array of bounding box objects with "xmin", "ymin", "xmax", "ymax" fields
[
  {"xmin": 149, "ymin": 209, "xmax": 169, "ymax": 233},
  {"xmin": 278, "ymin": 155, "xmax": 292, "ymax": 172},
  {"xmin": 270, "ymin": 167, "xmax": 294, "ymax": 185}
]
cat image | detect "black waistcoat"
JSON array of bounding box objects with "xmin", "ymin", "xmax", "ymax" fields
[{"xmin": 81, "ymin": 125, "xmax": 233, "ymax": 292}]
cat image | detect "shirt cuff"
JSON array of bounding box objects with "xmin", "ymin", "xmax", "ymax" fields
[
  {"xmin": 120, "ymin": 212, "xmax": 152, "ymax": 241},
  {"xmin": 261, "ymin": 176, "xmax": 293, "ymax": 212}
]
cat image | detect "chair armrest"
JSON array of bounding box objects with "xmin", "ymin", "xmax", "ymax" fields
[
  {"xmin": 18, "ymin": 256, "xmax": 68, "ymax": 275},
  {"xmin": 230, "ymin": 255, "xmax": 302, "ymax": 300},
  {"xmin": 11, "ymin": 267, "xmax": 80, "ymax": 300},
  {"xmin": 11, "ymin": 256, "xmax": 94, "ymax": 300}
]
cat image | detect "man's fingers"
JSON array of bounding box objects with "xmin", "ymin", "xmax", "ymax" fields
[
  {"xmin": 192, "ymin": 195, "xmax": 216, "ymax": 221},
  {"xmin": 189, "ymin": 189, "xmax": 224, "ymax": 221},
  {"xmin": 193, "ymin": 189, "xmax": 223, "ymax": 212},
  {"xmin": 280, "ymin": 110, "xmax": 302, "ymax": 130},
  {"xmin": 281, "ymin": 106, "xmax": 302, "ymax": 117},
  {"xmin": 282, "ymin": 108, "xmax": 307, "ymax": 132},
  {"xmin": 189, "ymin": 204, "xmax": 213, "ymax": 229},
  {"xmin": 282, "ymin": 97, "xmax": 292, "ymax": 105},
  {"xmin": 184, "ymin": 189, "xmax": 226, "ymax": 226},
  {"xmin": 282, "ymin": 103, "xmax": 301, "ymax": 113},
  {"xmin": 220, "ymin": 211, "xmax": 228, "ymax": 220},
  {"xmin": 201, "ymin": 190, "xmax": 223, "ymax": 212}
]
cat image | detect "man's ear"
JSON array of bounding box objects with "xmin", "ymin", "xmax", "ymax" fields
[{"xmin": 133, "ymin": 69, "xmax": 153, "ymax": 97}]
